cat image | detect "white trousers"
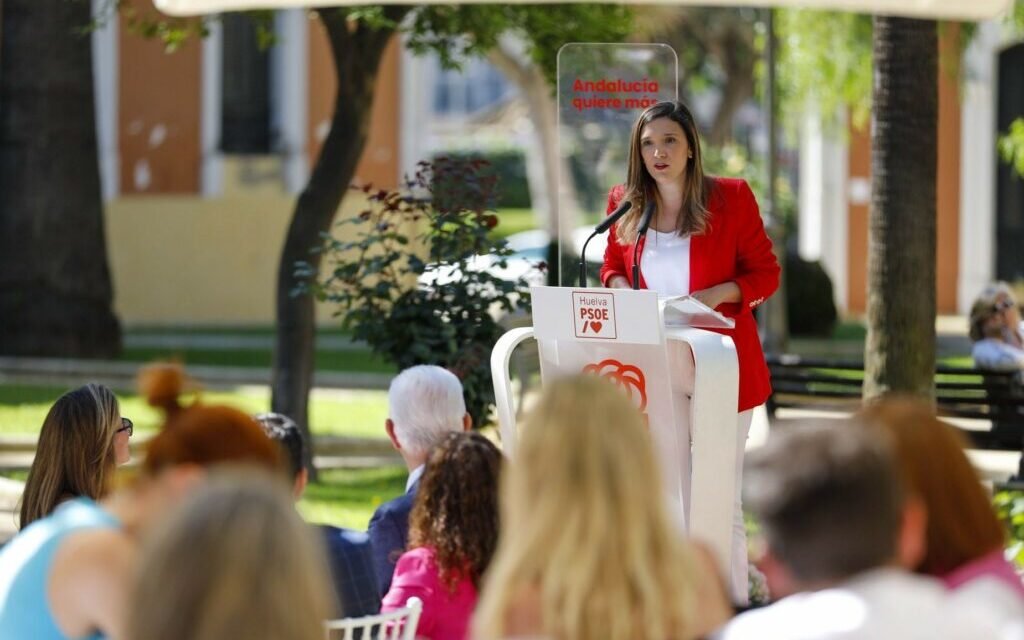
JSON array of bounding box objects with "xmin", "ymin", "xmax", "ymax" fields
[{"xmin": 730, "ymin": 409, "xmax": 754, "ymax": 605}]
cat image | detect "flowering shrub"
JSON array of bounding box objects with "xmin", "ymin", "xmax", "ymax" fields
[{"xmin": 299, "ymin": 158, "xmax": 534, "ymax": 426}]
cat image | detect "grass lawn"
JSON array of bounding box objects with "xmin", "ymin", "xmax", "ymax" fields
[
  {"xmin": 118, "ymin": 347, "xmax": 393, "ymax": 375},
  {"xmin": 0, "ymin": 466, "xmax": 406, "ymax": 532},
  {"xmin": 0, "ymin": 384, "xmax": 389, "ymax": 439},
  {"xmin": 492, "ymin": 208, "xmax": 537, "ymax": 239},
  {"xmin": 300, "ymin": 467, "xmax": 407, "ymax": 530}
]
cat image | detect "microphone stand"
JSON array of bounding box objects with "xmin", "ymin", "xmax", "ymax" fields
[
  {"xmin": 577, "ymin": 201, "xmax": 632, "ymax": 288},
  {"xmin": 631, "ymin": 201, "xmax": 656, "ymax": 290},
  {"xmin": 578, "ymin": 231, "xmax": 598, "ymax": 287}
]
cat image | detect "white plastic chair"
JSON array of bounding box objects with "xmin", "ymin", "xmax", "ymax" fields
[{"xmin": 324, "ymin": 596, "xmax": 423, "ymax": 640}]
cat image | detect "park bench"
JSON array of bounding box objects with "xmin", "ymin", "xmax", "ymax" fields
[{"xmin": 765, "ymin": 354, "xmax": 1024, "ymax": 480}]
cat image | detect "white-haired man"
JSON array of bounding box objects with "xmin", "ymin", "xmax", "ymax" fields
[{"xmin": 368, "ymin": 365, "xmax": 471, "ymax": 596}]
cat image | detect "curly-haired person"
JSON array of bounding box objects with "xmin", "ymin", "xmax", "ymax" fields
[{"xmin": 380, "ymin": 431, "xmax": 501, "ymax": 640}]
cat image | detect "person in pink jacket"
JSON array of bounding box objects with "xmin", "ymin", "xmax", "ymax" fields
[{"xmin": 381, "ymin": 432, "xmax": 501, "ymax": 640}]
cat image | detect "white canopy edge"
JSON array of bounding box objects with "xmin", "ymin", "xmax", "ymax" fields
[{"xmin": 155, "ymin": 0, "xmax": 1015, "ymax": 21}]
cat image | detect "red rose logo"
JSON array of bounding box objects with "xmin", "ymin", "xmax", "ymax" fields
[{"xmin": 581, "ymin": 359, "xmax": 648, "ymax": 414}]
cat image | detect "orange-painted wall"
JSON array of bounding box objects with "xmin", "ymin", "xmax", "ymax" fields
[
  {"xmin": 118, "ymin": 1, "xmax": 202, "ymax": 194},
  {"xmin": 308, "ymin": 23, "xmax": 401, "ymax": 190},
  {"xmin": 846, "ymin": 24, "xmax": 961, "ymax": 315}
]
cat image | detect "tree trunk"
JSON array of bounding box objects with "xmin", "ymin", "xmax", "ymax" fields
[
  {"xmin": 863, "ymin": 17, "xmax": 937, "ymax": 401},
  {"xmin": 0, "ymin": 0, "xmax": 121, "ymax": 357},
  {"xmin": 488, "ymin": 40, "xmax": 580, "ymax": 286},
  {"xmin": 271, "ymin": 7, "xmax": 408, "ymax": 476}
]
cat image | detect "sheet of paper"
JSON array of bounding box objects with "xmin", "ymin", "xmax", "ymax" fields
[{"xmin": 658, "ymin": 295, "xmax": 735, "ymax": 329}]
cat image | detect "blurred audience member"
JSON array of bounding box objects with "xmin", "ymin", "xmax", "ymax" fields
[
  {"xmin": 717, "ymin": 421, "xmax": 1000, "ymax": 640},
  {"xmin": 127, "ymin": 469, "xmax": 332, "ymax": 640},
  {"xmin": 473, "ymin": 375, "xmax": 731, "ymax": 640},
  {"xmin": 381, "ymin": 432, "xmax": 501, "ymax": 640},
  {"xmin": 970, "ymin": 282, "xmax": 1024, "ymax": 373},
  {"xmin": 255, "ymin": 411, "xmax": 380, "ymax": 617},
  {"xmin": 369, "ymin": 365, "xmax": 471, "ymax": 596},
  {"xmin": 856, "ymin": 399, "xmax": 1024, "ymax": 609},
  {"xmin": 19, "ymin": 383, "xmax": 132, "ymax": 529},
  {"xmin": 0, "ymin": 364, "xmax": 281, "ymax": 639}
]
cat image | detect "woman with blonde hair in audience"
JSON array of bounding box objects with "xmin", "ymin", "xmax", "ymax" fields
[
  {"xmin": 473, "ymin": 374, "xmax": 731, "ymax": 640},
  {"xmin": 969, "ymin": 282, "xmax": 1024, "ymax": 373},
  {"xmin": 0, "ymin": 364, "xmax": 283, "ymax": 640},
  {"xmin": 128, "ymin": 469, "xmax": 332, "ymax": 640},
  {"xmin": 856, "ymin": 398, "xmax": 1024, "ymax": 604},
  {"xmin": 19, "ymin": 383, "xmax": 132, "ymax": 529}
]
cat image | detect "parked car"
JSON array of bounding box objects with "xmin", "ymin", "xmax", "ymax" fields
[{"xmin": 418, "ymin": 228, "xmax": 607, "ymax": 290}]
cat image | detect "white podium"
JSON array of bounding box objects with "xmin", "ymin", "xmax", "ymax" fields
[{"xmin": 491, "ymin": 286, "xmax": 740, "ymax": 583}]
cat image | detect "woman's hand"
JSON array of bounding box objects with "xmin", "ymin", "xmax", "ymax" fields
[
  {"xmin": 607, "ymin": 276, "xmax": 631, "ymax": 289},
  {"xmin": 691, "ymin": 282, "xmax": 741, "ymax": 310}
]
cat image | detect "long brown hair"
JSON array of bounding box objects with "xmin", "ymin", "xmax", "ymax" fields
[
  {"xmin": 616, "ymin": 100, "xmax": 711, "ymax": 245},
  {"xmin": 856, "ymin": 397, "xmax": 1006, "ymax": 576},
  {"xmin": 19, "ymin": 384, "xmax": 120, "ymax": 528},
  {"xmin": 407, "ymin": 431, "xmax": 501, "ymax": 591}
]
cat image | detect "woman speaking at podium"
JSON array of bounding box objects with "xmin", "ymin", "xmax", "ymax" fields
[{"xmin": 600, "ymin": 100, "xmax": 779, "ymax": 605}]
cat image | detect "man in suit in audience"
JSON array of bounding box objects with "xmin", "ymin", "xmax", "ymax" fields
[
  {"xmin": 715, "ymin": 420, "xmax": 1006, "ymax": 640},
  {"xmin": 255, "ymin": 412, "xmax": 381, "ymax": 618},
  {"xmin": 368, "ymin": 365, "xmax": 472, "ymax": 597}
]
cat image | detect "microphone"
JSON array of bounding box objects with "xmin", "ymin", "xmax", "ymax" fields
[
  {"xmin": 578, "ymin": 200, "xmax": 633, "ymax": 287},
  {"xmin": 595, "ymin": 200, "xmax": 633, "ymax": 234},
  {"xmin": 631, "ymin": 201, "xmax": 656, "ymax": 290}
]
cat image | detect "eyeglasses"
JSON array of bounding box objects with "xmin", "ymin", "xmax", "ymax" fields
[
  {"xmin": 116, "ymin": 417, "xmax": 133, "ymax": 437},
  {"xmin": 993, "ymin": 299, "xmax": 1016, "ymax": 313}
]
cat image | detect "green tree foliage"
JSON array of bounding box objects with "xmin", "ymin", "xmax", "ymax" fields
[
  {"xmin": 776, "ymin": 10, "xmax": 873, "ymax": 132},
  {"xmin": 999, "ymin": 118, "xmax": 1024, "ymax": 177}
]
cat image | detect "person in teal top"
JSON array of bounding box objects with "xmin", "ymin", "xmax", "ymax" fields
[
  {"xmin": 0, "ymin": 364, "xmax": 285, "ymax": 640},
  {"xmin": 0, "ymin": 498, "xmax": 119, "ymax": 639}
]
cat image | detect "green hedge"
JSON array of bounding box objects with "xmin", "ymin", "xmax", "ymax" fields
[{"xmin": 786, "ymin": 253, "xmax": 839, "ymax": 337}]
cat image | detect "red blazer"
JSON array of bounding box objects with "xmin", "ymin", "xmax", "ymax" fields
[{"xmin": 600, "ymin": 178, "xmax": 780, "ymax": 412}]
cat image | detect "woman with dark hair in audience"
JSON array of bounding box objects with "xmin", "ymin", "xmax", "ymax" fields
[
  {"xmin": 128, "ymin": 469, "xmax": 332, "ymax": 640},
  {"xmin": 380, "ymin": 431, "xmax": 502, "ymax": 640},
  {"xmin": 19, "ymin": 383, "xmax": 132, "ymax": 529},
  {"xmin": 0, "ymin": 364, "xmax": 282, "ymax": 640},
  {"xmin": 856, "ymin": 398, "xmax": 1024, "ymax": 606}
]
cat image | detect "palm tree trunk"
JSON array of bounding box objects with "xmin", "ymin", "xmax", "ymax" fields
[
  {"xmin": 271, "ymin": 8, "xmax": 408, "ymax": 476},
  {"xmin": 863, "ymin": 16, "xmax": 937, "ymax": 401},
  {"xmin": 0, "ymin": 0, "xmax": 121, "ymax": 357}
]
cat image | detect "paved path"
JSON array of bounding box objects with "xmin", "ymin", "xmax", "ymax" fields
[
  {"xmin": 767, "ymin": 406, "xmax": 1021, "ymax": 484},
  {"xmin": 0, "ymin": 478, "xmax": 22, "ymax": 543},
  {"xmin": 124, "ymin": 333, "xmax": 371, "ymax": 351}
]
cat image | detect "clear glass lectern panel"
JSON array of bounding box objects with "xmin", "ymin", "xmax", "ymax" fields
[{"xmin": 555, "ymin": 43, "xmax": 678, "ymax": 287}]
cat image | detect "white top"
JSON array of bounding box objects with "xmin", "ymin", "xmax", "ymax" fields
[
  {"xmin": 714, "ymin": 569, "xmax": 1008, "ymax": 640},
  {"xmin": 972, "ymin": 320, "xmax": 1024, "ymax": 371},
  {"xmin": 406, "ymin": 464, "xmax": 425, "ymax": 493},
  {"xmin": 639, "ymin": 229, "xmax": 690, "ymax": 297}
]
